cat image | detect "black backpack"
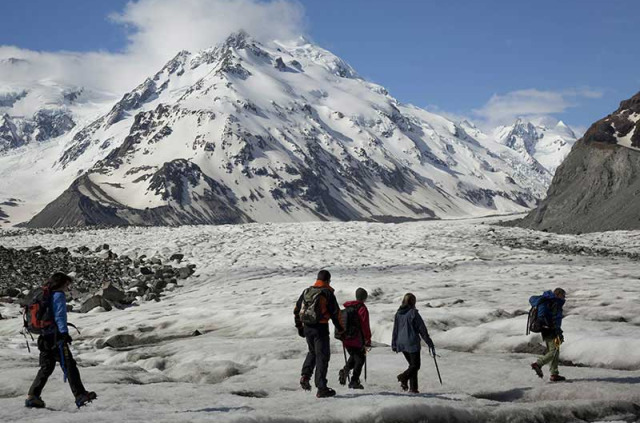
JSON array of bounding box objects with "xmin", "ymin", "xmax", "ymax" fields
[
  {"xmin": 299, "ymin": 287, "xmax": 326, "ymax": 325},
  {"xmin": 22, "ymin": 286, "xmax": 55, "ymax": 335},
  {"xmin": 335, "ymin": 303, "xmax": 363, "ymax": 341},
  {"xmin": 526, "ymin": 296, "xmax": 548, "ymax": 335}
]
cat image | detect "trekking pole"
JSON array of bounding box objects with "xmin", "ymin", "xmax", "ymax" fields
[
  {"xmin": 342, "ymin": 344, "xmax": 350, "ymax": 383},
  {"xmin": 431, "ymin": 349, "xmax": 443, "ymax": 385},
  {"xmin": 364, "ymin": 355, "xmax": 367, "ymax": 382},
  {"xmin": 58, "ymin": 342, "xmax": 69, "ymax": 383}
]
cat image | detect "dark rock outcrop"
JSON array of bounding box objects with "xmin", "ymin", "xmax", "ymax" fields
[
  {"xmin": 24, "ymin": 175, "xmax": 130, "ymax": 228},
  {"xmin": 0, "ymin": 109, "xmax": 75, "ymax": 152},
  {"xmin": 514, "ymin": 91, "xmax": 640, "ymax": 233}
]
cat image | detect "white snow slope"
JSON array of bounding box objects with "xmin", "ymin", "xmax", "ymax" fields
[
  {"xmin": 1, "ymin": 219, "xmax": 640, "ymax": 422},
  {"xmin": 0, "ymin": 77, "xmax": 116, "ymax": 226},
  {"xmin": 1, "ymin": 32, "xmax": 550, "ymax": 227}
]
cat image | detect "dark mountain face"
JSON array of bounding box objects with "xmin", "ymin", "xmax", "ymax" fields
[
  {"xmin": 514, "ymin": 91, "xmax": 640, "ymax": 234},
  {"xmin": 581, "ymin": 93, "xmax": 640, "ymax": 148}
]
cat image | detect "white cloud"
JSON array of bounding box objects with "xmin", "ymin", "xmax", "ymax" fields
[
  {"xmin": 472, "ymin": 88, "xmax": 603, "ymax": 129},
  {"xmin": 0, "ymin": 0, "xmax": 306, "ymax": 101},
  {"xmin": 111, "ymin": 0, "xmax": 305, "ymax": 63}
]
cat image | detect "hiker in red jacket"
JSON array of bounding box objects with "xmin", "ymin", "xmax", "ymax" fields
[{"xmin": 338, "ymin": 288, "xmax": 371, "ymax": 389}]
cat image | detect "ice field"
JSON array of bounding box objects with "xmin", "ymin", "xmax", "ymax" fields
[{"xmin": 1, "ymin": 218, "xmax": 639, "ymax": 422}]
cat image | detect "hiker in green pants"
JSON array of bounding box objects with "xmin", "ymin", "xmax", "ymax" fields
[
  {"xmin": 537, "ymin": 335, "xmax": 561, "ymax": 376},
  {"xmin": 530, "ymin": 288, "xmax": 566, "ymax": 382}
]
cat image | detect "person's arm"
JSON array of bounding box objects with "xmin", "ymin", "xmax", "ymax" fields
[
  {"xmin": 414, "ymin": 311, "xmax": 434, "ymax": 349},
  {"xmin": 359, "ymin": 305, "xmax": 372, "ymax": 347},
  {"xmin": 326, "ymin": 291, "xmax": 343, "ymax": 332},
  {"xmin": 52, "ymin": 292, "xmax": 69, "ymax": 335},
  {"xmin": 293, "ymin": 292, "xmax": 304, "ymax": 336},
  {"xmin": 552, "ymin": 302, "xmax": 563, "ymax": 336},
  {"xmin": 391, "ymin": 314, "xmax": 398, "ymax": 352}
]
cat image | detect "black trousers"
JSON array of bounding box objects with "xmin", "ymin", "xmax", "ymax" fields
[
  {"xmin": 345, "ymin": 347, "xmax": 366, "ymax": 382},
  {"xmin": 28, "ymin": 335, "xmax": 86, "ymax": 398},
  {"xmin": 301, "ymin": 324, "xmax": 331, "ymax": 389},
  {"xmin": 402, "ymin": 351, "xmax": 421, "ymax": 391}
]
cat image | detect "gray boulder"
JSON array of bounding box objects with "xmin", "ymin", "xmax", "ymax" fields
[
  {"xmin": 152, "ymin": 279, "xmax": 168, "ymax": 292},
  {"xmin": 80, "ymin": 295, "xmax": 112, "ymax": 313},
  {"xmin": 169, "ymin": 253, "xmax": 184, "ymax": 262},
  {"xmin": 139, "ymin": 266, "xmax": 153, "ymax": 275},
  {"xmin": 177, "ymin": 266, "xmax": 195, "ymax": 279},
  {"xmin": 1, "ymin": 287, "xmax": 20, "ymax": 298},
  {"xmin": 100, "ymin": 282, "xmax": 126, "ymax": 303},
  {"xmin": 104, "ymin": 334, "xmax": 136, "ymax": 349}
]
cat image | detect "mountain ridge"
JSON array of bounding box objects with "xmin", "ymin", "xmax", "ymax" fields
[{"xmin": 3, "ymin": 32, "xmax": 552, "ymax": 227}]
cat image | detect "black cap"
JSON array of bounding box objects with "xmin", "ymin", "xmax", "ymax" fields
[
  {"xmin": 356, "ymin": 287, "xmax": 368, "ymax": 301},
  {"xmin": 317, "ymin": 270, "xmax": 331, "ymax": 282}
]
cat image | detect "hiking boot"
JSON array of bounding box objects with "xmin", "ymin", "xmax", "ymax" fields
[
  {"xmin": 348, "ymin": 379, "xmax": 364, "ymax": 390},
  {"xmin": 316, "ymin": 387, "xmax": 336, "ymax": 398},
  {"xmin": 300, "ymin": 375, "xmax": 311, "ymax": 391},
  {"xmin": 338, "ymin": 367, "xmax": 349, "ymax": 386},
  {"xmin": 531, "ymin": 362, "xmax": 543, "ymax": 379},
  {"xmin": 75, "ymin": 391, "xmax": 97, "ymax": 408},
  {"xmin": 25, "ymin": 396, "xmax": 45, "ymax": 408},
  {"xmin": 397, "ymin": 373, "xmax": 409, "ymax": 391},
  {"xmin": 550, "ymin": 374, "xmax": 566, "ymax": 382},
  {"xmin": 409, "ymin": 389, "xmax": 420, "ymax": 394}
]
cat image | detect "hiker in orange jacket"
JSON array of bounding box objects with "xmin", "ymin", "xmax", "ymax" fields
[{"xmin": 294, "ymin": 270, "xmax": 344, "ymax": 398}]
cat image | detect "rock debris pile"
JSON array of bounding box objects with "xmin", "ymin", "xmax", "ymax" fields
[{"xmin": 0, "ymin": 244, "xmax": 195, "ymax": 313}]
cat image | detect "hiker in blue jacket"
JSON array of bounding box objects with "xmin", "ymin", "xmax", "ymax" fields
[
  {"xmin": 392, "ymin": 293, "xmax": 435, "ymax": 393},
  {"xmin": 530, "ymin": 287, "xmax": 567, "ymax": 382},
  {"xmin": 26, "ymin": 273, "xmax": 96, "ymax": 408}
]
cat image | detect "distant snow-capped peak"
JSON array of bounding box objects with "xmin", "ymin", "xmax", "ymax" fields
[{"xmin": 493, "ymin": 117, "xmax": 577, "ymax": 174}]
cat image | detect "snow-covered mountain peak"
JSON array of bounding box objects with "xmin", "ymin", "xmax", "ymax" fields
[
  {"xmin": 3, "ymin": 32, "xmax": 553, "ymax": 227},
  {"xmin": 553, "ymin": 120, "xmax": 577, "ymax": 138},
  {"xmin": 494, "ymin": 117, "xmax": 577, "ymax": 174}
]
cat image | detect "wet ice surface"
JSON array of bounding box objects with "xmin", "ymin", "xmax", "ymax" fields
[{"xmin": 1, "ymin": 218, "xmax": 639, "ymax": 422}]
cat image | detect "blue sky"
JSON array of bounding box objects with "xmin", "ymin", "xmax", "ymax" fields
[{"xmin": 2, "ymin": 0, "xmax": 639, "ymax": 131}]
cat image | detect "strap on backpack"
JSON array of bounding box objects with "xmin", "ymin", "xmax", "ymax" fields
[
  {"xmin": 21, "ymin": 329, "xmax": 33, "ymax": 353},
  {"xmin": 353, "ymin": 303, "xmax": 366, "ymax": 345},
  {"xmin": 20, "ymin": 308, "xmax": 34, "ymax": 352},
  {"xmin": 526, "ymin": 306, "xmax": 534, "ymax": 335}
]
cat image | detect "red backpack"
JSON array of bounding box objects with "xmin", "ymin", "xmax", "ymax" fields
[{"xmin": 22, "ymin": 286, "xmax": 55, "ymax": 335}]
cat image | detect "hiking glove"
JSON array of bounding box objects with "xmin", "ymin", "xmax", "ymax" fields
[
  {"xmin": 297, "ymin": 327, "xmax": 305, "ymax": 338},
  {"xmin": 426, "ymin": 337, "xmax": 435, "ymax": 350},
  {"xmin": 64, "ymin": 333, "xmax": 73, "ymax": 344},
  {"xmin": 429, "ymin": 345, "xmax": 437, "ymax": 357},
  {"xmin": 554, "ymin": 336, "xmax": 562, "ymax": 348}
]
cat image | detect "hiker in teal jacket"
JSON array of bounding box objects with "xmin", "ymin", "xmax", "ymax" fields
[{"xmin": 392, "ymin": 293, "xmax": 435, "ymax": 393}]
